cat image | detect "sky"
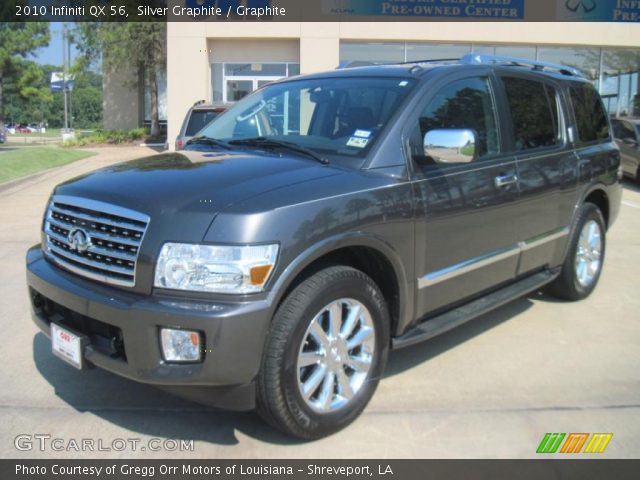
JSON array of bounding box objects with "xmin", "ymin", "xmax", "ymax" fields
[{"xmin": 33, "ymin": 23, "xmax": 79, "ymax": 67}]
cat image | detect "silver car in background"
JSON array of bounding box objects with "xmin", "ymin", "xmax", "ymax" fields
[
  {"xmin": 612, "ymin": 117, "xmax": 640, "ymax": 182},
  {"xmin": 174, "ymin": 100, "xmax": 231, "ymax": 150}
]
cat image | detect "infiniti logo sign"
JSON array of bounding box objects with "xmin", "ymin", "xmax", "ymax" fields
[
  {"xmin": 565, "ymin": 0, "xmax": 597, "ymax": 13},
  {"xmin": 67, "ymin": 228, "xmax": 92, "ymax": 253}
]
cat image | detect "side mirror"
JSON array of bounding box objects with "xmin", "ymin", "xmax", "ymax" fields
[{"xmin": 423, "ymin": 129, "xmax": 477, "ymax": 164}]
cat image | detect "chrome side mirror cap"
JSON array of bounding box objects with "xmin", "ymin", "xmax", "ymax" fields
[{"xmin": 423, "ymin": 129, "xmax": 477, "ymax": 164}]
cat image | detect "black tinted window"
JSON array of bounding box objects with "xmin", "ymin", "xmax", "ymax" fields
[
  {"xmin": 502, "ymin": 77, "xmax": 560, "ymax": 151},
  {"xmin": 569, "ymin": 84, "xmax": 610, "ymax": 145},
  {"xmin": 185, "ymin": 110, "xmax": 220, "ymax": 136},
  {"xmin": 414, "ymin": 77, "xmax": 500, "ymax": 160}
]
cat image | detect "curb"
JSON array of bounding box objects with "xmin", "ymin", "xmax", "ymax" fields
[{"xmin": 0, "ymin": 168, "xmax": 55, "ymax": 195}]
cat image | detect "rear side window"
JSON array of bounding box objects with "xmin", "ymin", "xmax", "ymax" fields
[
  {"xmin": 569, "ymin": 84, "xmax": 610, "ymax": 145},
  {"xmin": 185, "ymin": 110, "xmax": 220, "ymax": 136},
  {"xmin": 502, "ymin": 77, "xmax": 560, "ymax": 151}
]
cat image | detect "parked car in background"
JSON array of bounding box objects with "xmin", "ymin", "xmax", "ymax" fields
[
  {"xmin": 174, "ymin": 100, "xmax": 231, "ymax": 150},
  {"xmin": 611, "ymin": 117, "xmax": 640, "ymax": 182},
  {"xmin": 27, "ymin": 123, "xmax": 45, "ymax": 133},
  {"xmin": 16, "ymin": 124, "xmax": 32, "ymax": 133},
  {"xmin": 0, "ymin": 127, "xmax": 5, "ymax": 144}
]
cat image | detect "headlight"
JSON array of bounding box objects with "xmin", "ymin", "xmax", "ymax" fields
[{"xmin": 154, "ymin": 243, "xmax": 279, "ymax": 293}]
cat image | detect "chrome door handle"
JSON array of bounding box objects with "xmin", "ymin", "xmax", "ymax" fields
[{"xmin": 494, "ymin": 174, "xmax": 518, "ymax": 188}]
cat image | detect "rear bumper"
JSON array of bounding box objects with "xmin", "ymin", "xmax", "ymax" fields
[{"xmin": 26, "ymin": 246, "xmax": 274, "ymax": 410}]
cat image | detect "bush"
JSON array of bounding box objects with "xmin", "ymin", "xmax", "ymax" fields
[{"xmin": 64, "ymin": 128, "xmax": 149, "ymax": 147}]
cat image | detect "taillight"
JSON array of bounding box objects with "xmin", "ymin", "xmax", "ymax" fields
[{"xmin": 175, "ymin": 139, "xmax": 184, "ymax": 150}]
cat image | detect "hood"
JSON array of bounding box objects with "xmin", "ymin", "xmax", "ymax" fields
[
  {"xmin": 55, "ymin": 150, "xmax": 341, "ymax": 221},
  {"xmin": 54, "ymin": 150, "xmax": 342, "ymax": 249}
]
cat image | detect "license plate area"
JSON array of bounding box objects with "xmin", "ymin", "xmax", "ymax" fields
[{"xmin": 51, "ymin": 323, "xmax": 88, "ymax": 370}]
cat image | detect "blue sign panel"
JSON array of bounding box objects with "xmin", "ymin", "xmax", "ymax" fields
[
  {"xmin": 557, "ymin": 0, "xmax": 640, "ymax": 22},
  {"xmin": 322, "ymin": 0, "xmax": 525, "ymax": 19}
]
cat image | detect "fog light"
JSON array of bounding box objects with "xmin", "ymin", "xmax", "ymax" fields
[{"xmin": 160, "ymin": 328, "xmax": 202, "ymax": 362}]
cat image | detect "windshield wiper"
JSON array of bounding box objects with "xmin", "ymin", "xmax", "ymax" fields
[
  {"xmin": 185, "ymin": 136, "xmax": 232, "ymax": 150},
  {"xmin": 228, "ymin": 137, "xmax": 329, "ymax": 165}
]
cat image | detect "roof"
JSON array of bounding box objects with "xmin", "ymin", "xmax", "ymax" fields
[
  {"xmin": 191, "ymin": 101, "xmax": 232, "ymax": 111},
  {"xmin": 285, "ymin": 55, "xmax": 591, "ymax": 84}
]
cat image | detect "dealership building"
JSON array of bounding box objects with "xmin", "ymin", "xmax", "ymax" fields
[{"xmin": 104, "ymin": 22, "xmax": 640, "ymax": 148}]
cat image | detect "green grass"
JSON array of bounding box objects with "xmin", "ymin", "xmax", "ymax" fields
[
  {"xmin": 0, "ymin": 146, "xmax": 95, "ymax": 184},
  {"xmin": 461, "ymin": 145, "xmax": 475, "ymax": 156}
]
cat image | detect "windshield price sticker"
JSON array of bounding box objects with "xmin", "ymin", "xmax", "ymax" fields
[{"xmin": 347, "ymin": 137, "xmax": 370, "ymax": 148}]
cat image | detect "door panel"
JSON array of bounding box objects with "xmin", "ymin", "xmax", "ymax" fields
[
  {"xmin": 408, "ymin": 75, "xmax": 520, "ymax": 319},
  {"xmin": 498, "ymin": 75, "xmax": 577, "ymax": 275},
  {"xmin": 413, "ymin": 159, "xmax": 520, "ymax": 316},
  {"xmin": 515, "ymin": 151, "xmax": 576, "ymax": 274}
]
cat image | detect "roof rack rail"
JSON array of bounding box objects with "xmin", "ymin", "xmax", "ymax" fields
[
  {"xmin": 336, "ymin": 60, "xmax": 379, "ymax": 69},
  {"xmin": 460, "ymin": 53, "xmax": 583, "ymax": 77},
  {"xmin": 336, "ymin": 58, "xmax": 460, "ymax": 70},
  {"xmin": 396, "ymin": 58, "xmax": 460, "ymax": 65}
]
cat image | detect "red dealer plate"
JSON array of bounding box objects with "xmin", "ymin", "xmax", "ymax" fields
[{"xmin": 51, "ymin": 323, "xmax": 84, "ymax": 369}]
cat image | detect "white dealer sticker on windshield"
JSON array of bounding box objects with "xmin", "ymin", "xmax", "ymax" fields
[
  {"xmin": 353, "ymin": 129, "xmax": 372, "ymax": 139},
  {"xmin": 347, "ymin": 137, "xmax": 369, "ymax": 148}
]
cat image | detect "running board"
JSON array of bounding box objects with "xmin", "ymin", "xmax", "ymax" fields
[{"xmin": 392, "ymin": 270, "xmax": 558, "ymax": 349}]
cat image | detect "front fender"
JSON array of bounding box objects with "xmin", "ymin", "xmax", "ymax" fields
[{"xmin": 265, "ymin": 232, "xmax": 415, "ymax": 338}]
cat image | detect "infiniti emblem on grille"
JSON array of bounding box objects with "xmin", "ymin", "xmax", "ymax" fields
[{"xmin": 67, "ymin": 228, "xmax": 92, "ymax": 253}]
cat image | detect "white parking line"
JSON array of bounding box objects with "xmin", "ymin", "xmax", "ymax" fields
[{"xmin": 622, "ymin": 201, "xmax": 640, "ymax": 209}]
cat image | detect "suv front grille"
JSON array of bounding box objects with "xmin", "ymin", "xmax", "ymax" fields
[{"xmin": 43, "ymin": 195, "xmax": 150, "ymax": 287}]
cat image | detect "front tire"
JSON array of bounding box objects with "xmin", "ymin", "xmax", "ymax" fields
[
  {"xmin": 256, "ymin": 266, "xmax": 390, "ymax": 439},
  {"xmin": 547, "ymin": 203, "xmax": 606, "ymax": 301}
]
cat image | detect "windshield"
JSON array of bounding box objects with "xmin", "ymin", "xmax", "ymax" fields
[{"xmin": 196, "ymin": 77, "xmax": 416, "ymax": 165}]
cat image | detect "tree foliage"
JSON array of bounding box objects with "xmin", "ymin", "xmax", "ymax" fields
[
  {"xmin": 74, "ymin": 23, "xmax": 166, "ymax": 137},
  {"xmin": 0, "ymin": 22, "xmax": 50, "ymax": 126},
  {"xmin": 4, "ymin": 63, "xmax": 103, "ymax": 129}
]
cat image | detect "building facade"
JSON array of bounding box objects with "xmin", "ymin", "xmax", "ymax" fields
[{"xmin": 159, "ymin": 22, "xmax": 640, "ymax": 148}]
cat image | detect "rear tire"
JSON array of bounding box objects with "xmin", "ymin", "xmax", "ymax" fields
[
  {"xmin": 256, "ymin": 266, "xmax": 390, "ymax": 440},
  {"xmin": 547, "ymin": 203, "xmax": 606, "ymax": 301}
]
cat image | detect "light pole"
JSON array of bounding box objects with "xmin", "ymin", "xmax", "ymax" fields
[{"xmin": 62, "ymin": 23, "xmax": 68, "ymax": 133}]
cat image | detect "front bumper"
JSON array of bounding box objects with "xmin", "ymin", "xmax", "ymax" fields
[{"xmin": 26, "ymin": 246, "xmax": 274, "ymax": 411}]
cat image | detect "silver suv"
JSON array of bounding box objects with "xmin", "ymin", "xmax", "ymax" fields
[{"xmin": 174, "ymin": 100, "xmax": 231, "ymax": 150}]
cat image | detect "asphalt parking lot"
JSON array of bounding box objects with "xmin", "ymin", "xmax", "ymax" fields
[{"xmin": 0, "ymin": 148, "xmax": 638, "ymax": 459}]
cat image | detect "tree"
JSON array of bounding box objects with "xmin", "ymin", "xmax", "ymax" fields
[
  {"xmin": 0, "ymin": 22, "xmax": 50, "ymax": 129},
  {"xmin": 75, "ymin": 23, "xmax": 166, "ymax": 137}
]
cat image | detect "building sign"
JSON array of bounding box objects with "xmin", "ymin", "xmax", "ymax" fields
[
  {"xmin": 557, "ymin": 0, "xmax": 640, "ymax": 21},
  {"xmin": 50, "ymin": 72, "xmax": 74, "ymax": 92},
  {"xmin": 322, "ymin": 0, "xmax": 525, "ymax": 19}
]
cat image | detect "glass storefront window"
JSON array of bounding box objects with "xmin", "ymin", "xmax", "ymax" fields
[
  {"xmin": 406, "ymin": 43, "xmax": 471, "ymax": 62},
  {"xmin": 537, "ymin": 47, "xmax": 600, "ymax": 81},
  {"xmin": 600, "ymin": 48, "xmax": 640, "ymax": 116},
  {"xmin": 339, "ymin": 41, "xmax": 640, "ymax": 117},
  {"xmin": 212, "ymin": 63, "xmax": 224, "ymax": 102},
  {"xmin": 340, "ymin": 41, "xmax": 405, "ymax": 63},
  {"xmin": 494, "ymin": 45, "xmax": 536, "ymax": 59},
  {"xmin": 211, "ymin": 62, "xmax": 300, "ymax": 103},
  {"xmin": 224, "ymin": 63, "xmax": 287, "ymax": 77},
  {"xmin": 470, "ymin": 45, "xmax": 536, "ymax": 59},
  {"xmin": 471, "ymin": 45, "xmax": 497, "ymax": 56}
]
